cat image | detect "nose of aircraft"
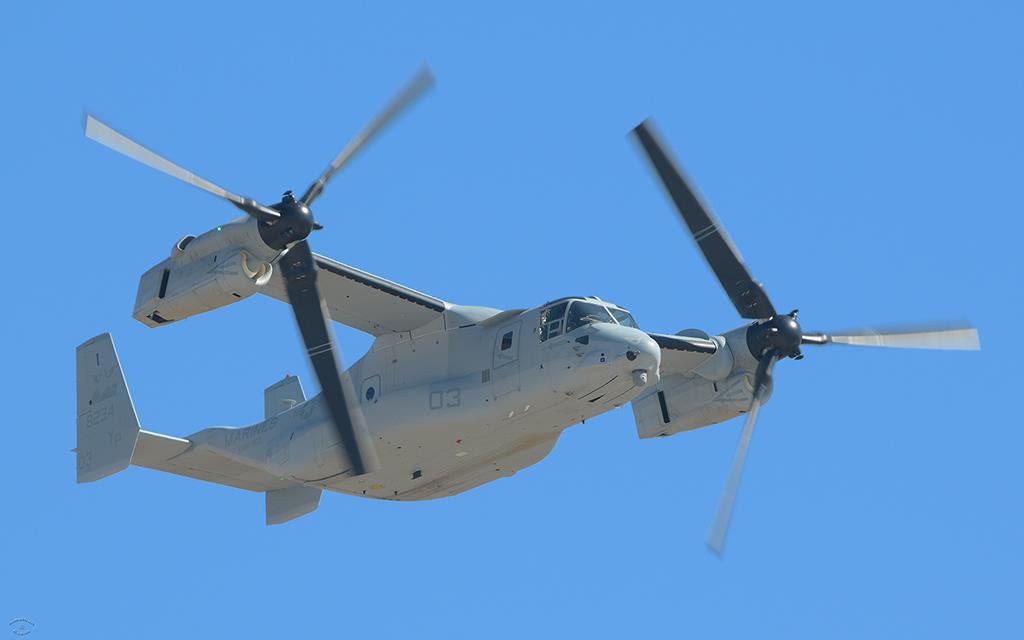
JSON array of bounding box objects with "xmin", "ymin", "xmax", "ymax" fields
[{"xmin": 584, "ymin": 323, "xmax": 661, "ymax": 387}]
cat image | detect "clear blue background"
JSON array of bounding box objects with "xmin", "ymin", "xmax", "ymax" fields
[{"xmin": 2, "ymin": 2, "xmax": 1021, "ymax": 637}]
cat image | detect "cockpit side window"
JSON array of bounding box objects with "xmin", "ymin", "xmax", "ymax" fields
[
  {"xmin": 565, "ymin": 301, "xmax": 614, "ymax": 333},
  {"xmin": 610, "ymin": 308, "xmax": 639, "ymax": 328},
  {"xmin": 539, "ymin": 302, "xmax": 568, "ymax": 341}
]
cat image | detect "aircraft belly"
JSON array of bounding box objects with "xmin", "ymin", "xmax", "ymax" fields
[{"xmin": 394, "ymin": 432, "xmax": 561, "ymax": 500}]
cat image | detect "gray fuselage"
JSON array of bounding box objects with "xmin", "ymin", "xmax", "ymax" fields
[{"xmin": 193, "ymin": 301, "xmax": 661, "ymax": 500}]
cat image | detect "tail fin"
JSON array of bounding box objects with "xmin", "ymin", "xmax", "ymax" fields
[{"xmin": 76, "ymin": 333, "xmax": 141, "ymax": 482}]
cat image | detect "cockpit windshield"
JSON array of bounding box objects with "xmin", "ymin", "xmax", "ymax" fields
[
  {"xmin": 565, "ymin": 301, "xmax": 615, "ymax": 333},
  {"xmin": 609, "ymin": 308, "xmax": 639, "ymax": 328},
  {"xmin": 539, "ymin": 298, "xmax": 639, "ymax": 340}
]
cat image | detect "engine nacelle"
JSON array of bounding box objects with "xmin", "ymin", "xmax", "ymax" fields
[
  {"xmin": 632, "ymin": 324, "xmax": 771, "ymax": 439},
  {"xmin": 133, "ymin": 217, "xmax": 279, "ymax": 327},
  {"xmin": 632, "ymin": 373, "xmax": 761, "ymax": 439}
]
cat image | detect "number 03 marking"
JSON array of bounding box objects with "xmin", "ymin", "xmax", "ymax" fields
[{"xmin": 429, "ymin": 388, "xmax": 461, "ymax": 410}]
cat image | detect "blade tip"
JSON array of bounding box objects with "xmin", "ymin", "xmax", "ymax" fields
[
  {"xmin": 417, "ymin": 63, "xmax": 436, "ymax": 84},
  {"xmin": 966, "ymin": 328, "xmax": 981, "ymax": 351},
  {"xmin": 705, "ymin": 538, "xmax": 725, "ymax": 558},
  {"xmin": 630, "ymin": 118, "xmax": 654, "ymax": 137},
  {"xmin": 83, "ymin": 113, "xmax": 99, "ymax": 137}
]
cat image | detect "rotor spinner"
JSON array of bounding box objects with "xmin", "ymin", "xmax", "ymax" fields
[
  {"xmin": 258, "ymin": 190, "xmax": 319, "ymax": 251},
  {"xmin": 747, "ymin": 310, "xmax": 804, "ymax": 360}
]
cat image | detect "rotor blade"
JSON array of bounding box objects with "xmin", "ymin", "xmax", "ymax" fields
[
  {"xmin": 706, "ymin": 353, "xmax": 777, "ymax": 556},
  {"xmin": 84, "ymin": 115, "xmax": 281, "ymax": 222},
  {"xmin": 278, "ymin": 240, "xmax": 380, "ymax": 476},
  {"xmin": 300, "ymin": 65, "xmax": 435, "ymax": 206},
  {"xmin": 801, "ymin": 325, "xmax": 980, "ymax": 350},
  {"xmin": 632, "ymin": 119, "xmax": 776, "ymax": 320}
]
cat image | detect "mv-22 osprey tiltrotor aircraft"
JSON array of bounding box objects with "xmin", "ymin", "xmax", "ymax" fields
[{"xmin": 77, "ymin": 67, "xmax": 979, "ymax": 553}]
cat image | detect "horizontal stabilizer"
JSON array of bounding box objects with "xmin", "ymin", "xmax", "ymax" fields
[
  {"xmin": 131, "ymin": 430, "xmax": 190, "ymax": 465},
  {"xmin": 131, "ymin": 428, "xmax": 299, "ymax": 493}
]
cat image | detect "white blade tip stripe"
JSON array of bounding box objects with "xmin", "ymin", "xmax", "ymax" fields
[
  {"xmin": 308, "ymin": 342, "xmax": 333, "ymax": 357},
  {"xmin": 693, "ymin": 223, "xmax": 719, "ymax": 243},
  {"xmin": 831, "ymin": 328, "xmax": 980, "ymax": 350}
]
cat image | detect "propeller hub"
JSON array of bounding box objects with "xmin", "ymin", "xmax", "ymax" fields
[
  {"xmin": 747, "ymin": 313, "xmax": 804, "ymax": 360},
  {"xmin": 771, "ymin": 314, "xmax": 803, "ymax": 357},
  {"xmin": 258, "ymin": 192, "xmax": 317, "ymax": 251}
]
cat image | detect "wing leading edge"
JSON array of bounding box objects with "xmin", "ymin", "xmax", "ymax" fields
[{"xmin": 260, "ymin": 253, "xmax": 448, "ymax": 336}]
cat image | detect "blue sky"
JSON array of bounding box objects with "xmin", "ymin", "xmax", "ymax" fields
[{"xmin": 2, "ymin": 1, "xmax": 1021, "ymax": 637}]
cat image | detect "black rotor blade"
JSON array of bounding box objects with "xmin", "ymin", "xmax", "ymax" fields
[
  {"xmin": 632, "ymin": 119, "xmax": 776, "ymax": 320},
  {"xmin": 801, "ymin": 324, "xmax": 980, "ymax": 350},
  {"xmin": 84, "ymin": 115, "xmax": 281, "ymax": 223},
  {"xmin": 278, "ymin": 240, "xmax": 380, "ymax": 476},
  {"xmin": 300, "ymin": 65, "xmax": 434, "ymax": 206},
  {"xmin": 706, "ymin": 351, "xmax": 777, "ymax": 556}
]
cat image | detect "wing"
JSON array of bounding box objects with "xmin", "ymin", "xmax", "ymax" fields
[
  {"xmin": 648, "ymin": 332, "xmax": 719, "ymax": 374},
  {"xmin": 260, "ymin": 253, "xmax": 448, "ymax": 336}
]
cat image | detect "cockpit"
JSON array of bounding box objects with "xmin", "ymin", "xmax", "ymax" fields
[{"xmin": 538, "ymin": 297, "xmax": 639, "ymax": 341}]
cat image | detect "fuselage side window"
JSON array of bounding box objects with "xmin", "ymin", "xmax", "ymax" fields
[
  {"xmin": 539, "ymin": 302, "xmax": 568, "ymax": 341},
  {"xmin": 501, "ymin": 331, "xmax": 514, "ymax": 351}
]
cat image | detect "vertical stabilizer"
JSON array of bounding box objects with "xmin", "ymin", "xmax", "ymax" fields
[
  {"xmin": 264, "ymin": 375, "xmax": 306, "ymax": 418},
  {"xmin": 76, "ymin": 333, "xmax": 141, "ymax": 482},
  {"xmin": 266, "ymin": 485, "xmax": 322, "ymax": 525}
]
